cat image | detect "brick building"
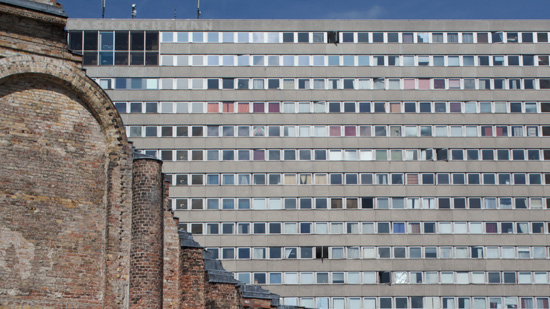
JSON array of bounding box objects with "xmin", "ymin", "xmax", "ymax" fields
[{"xmin": 0, "ymin": 0, "xmax": 293, "ymax": 307}]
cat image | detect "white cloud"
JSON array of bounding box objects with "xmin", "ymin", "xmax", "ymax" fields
[{"xmin": 365, "ymin": 4, "xmax": 385, "ymax": 19}]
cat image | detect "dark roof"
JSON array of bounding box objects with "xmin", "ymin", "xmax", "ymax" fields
[
  {"xmin": 133, "ymin": 149, "xmax": 163, "ymax": 162},
  {"xmin": 178, "ymin": 230, "xmax": 202, "ymax": 248},
  {"xmin": 0, "ymin": 0, "xmax": 67, "ymax": 17},
  {"xmin": 239, "ymin": 283, "xmax": 280, "ymax": 302},
  {"xmin": 180, "ymin": 231, "xmax": 304, "ymax": 308},
  {"xmin": 203, "ymin": 251, "xmax": 240, "ymax": 284}
]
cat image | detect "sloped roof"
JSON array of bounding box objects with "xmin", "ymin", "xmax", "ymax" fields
[{"xmin": 0, "ymin": 0, "xmax": 67, "ymax": 17}]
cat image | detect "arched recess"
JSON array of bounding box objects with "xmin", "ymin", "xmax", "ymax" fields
[
  {"xmin": 0, "ymin": 55, "xmax": 127, "ymax": 148},
  {"xmin": 0, "ymin": 55, "xmax": 132, "ymax": 307}
]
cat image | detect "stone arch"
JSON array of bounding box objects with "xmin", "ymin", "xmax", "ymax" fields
[
  {"xmin": 0, "ymin": 55, "xmax": 132, "ymax": 307},
  {"xmin": 0, "ymin": 55, "xmax": 127, "ymax": 153}
]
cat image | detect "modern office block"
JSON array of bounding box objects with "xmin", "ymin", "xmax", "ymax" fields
[{"xmin": 67, "ymin": 19, "xmax": 550, "ymax": 309}]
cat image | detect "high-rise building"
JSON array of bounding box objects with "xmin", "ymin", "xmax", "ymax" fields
[{"xmin": 67, "ymin": 19, "xmax": 550, "ymax": 309}]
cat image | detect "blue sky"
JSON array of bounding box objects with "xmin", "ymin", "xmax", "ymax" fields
[{"xmin": 61, "ymin": 0, "xmax": 550, "ymax": 20}]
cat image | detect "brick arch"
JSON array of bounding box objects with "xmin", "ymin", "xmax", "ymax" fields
[
  {"xmin": 0, "ymin": 55, "xmax": 127, "ymax": 152},
  {"xmin": 0, "ymin": 55, "xmax": 133, "ymax": 307}
]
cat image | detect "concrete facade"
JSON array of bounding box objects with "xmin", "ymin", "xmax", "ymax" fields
[{"xmin": 67, "ymin": 18, "xmax": 550, "ymax": 308}]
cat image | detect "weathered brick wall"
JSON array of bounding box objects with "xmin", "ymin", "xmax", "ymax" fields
[
  {"xmin": 130, "ymin": 159, "xmax": 164, "ymax": 308},
  {"xmin": 0, "ymin": 4, "xmax": 80, "ymax": 62},
  {"xmin": 0, "ymin": 3, "xmax": 133, "ymax": 305},
  {"xmin": 163, "ymin": 182, "xmax": 182, "ymax": 309},
  {"xmin": 206, "ymin": 282, "xmax": 241, "ymax": 309},
  {"xmin": 0, "ymin": 77, "xmax": 108, "ymax": 306},
  {"xmin": 242, "ymin": 298, "xmax": 274, "ymax": 309},
  {"xmin": 180, "ymin": 247, "xmax": 206, "ymax": 308}
]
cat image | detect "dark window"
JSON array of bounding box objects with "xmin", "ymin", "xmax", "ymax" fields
[
  {"xmin": 342, "ymin": 32, "xmax": 354, "ymax": 42},
  {"xmin": 115, "ymin": 31, "xmax": 129, "ymax": 50},
  {"xmin": 314, "ymin": 150, "xmax": 326, "ymax": 160},
  {"xmin": 477, "ymin": 33, "xmax": 489, "ymax": 43},
  {"xmin": 488, "ymin": 272, "xmax": 500, "ymax": 283},
  {"xmin": 83, "ymin": 52, "xmax": 98, "ymax": 65},
  {"xmin": 454, "ymin": 198, "xmax": 466, "ymax": 209},
  {"xmin": 222, "ymin": 78, "xmax": 234, "ymax": 89},
  {"xmin": 282, "ymin": 32, "xmax": 294, "ymax": 42},
  {"xmin": 297, "ymin": 32, "xmax": 309, "ymax": 42},
  {"xmin": 253, "ymin": 223, "xmax": 265, "ymax": 234},
  {"xmin": 522, "ymin": 32, "xmax": 533, "ymax": 42},
  {"xmin": 327, "ymin": 31, "xmax": 338, "ymax": 43},
  {"xmin": 161, "ymin": 126, "xmax": 172, "ymax": 137},
  {"xmin": 419, "ymin": 102, "xmax": 431, "ymax": 112},
  {"xmin": 523, "ymin": 55, "xmax": 534, "ymax": 66},
  {"xmin": 372, "ymin": 32, "xmax": 384, "ymax": 42},
  {"xmin": 207, "ymin": 79, "xmax": 219, "ymax": 89},
  {"xmin": 374, "ymin": 102, "xmax": 385, "ymax": 112},
  {"xmin": 378, "ymin": 223, "xmax": 390, "ymax": 233},
  {"xmin": 540, "ymin": 80, "xmax": 550, "ymax": 89},
  {"xmin": 192, "ymin": 126, "xmax": 203, "ymax": 136},
  {"xmin": 315, "ymin": 246, "xmax": 329, "ymax": 259},
  {"xmin": 145, "ymin": 31, "xmax": 159, "ymax": 50},
  {"xmin": 300, "ymin": 198, "xmax": 312, "ymax": 209},
  {"xmin": 425, "ymin": 247, "xmax": 437, "ymax": 258},
  {"xmin": 438, "ymin": 198, "xmax": 450, "ymax": 209},
  {"xmin": 424, "ymin": 223, "xmax": 435, "ymax": 233},
  {"xmin": 496, "ymin": 149, "xmax": 508, "ymax": 160},
  {"xmin": 268, "ymin": 79, "xmax": 279, "ymax": 89},
  {"xmin": 411, "ymin": 297, "xmax": 423, "ymax": 309},
  {"xmin": 359, "ymin": 102, "xmax": 371, "ymax": 112},
  {"xmin": 130, "ymin": 31, "xmax": 144, "ymax": 50},
  {"xmin": 69, "ymin": 31, "xmax": 83, "ymax": 52},
  {"xmin": 115, "ymin": 52, "xmax": 128, "ymax": 65},
  {"xmin": 436, "ymin": 149, "xmax": 448, "ymax": 160},
  {"xmin": 469, "ymin": 198, "xmax": 481, "ymax": 208},
  {"xmin": 479, "ymin": 56, "xmax": 489, "ymax": 66},
  {"xmin": 343, "ymin": 79, "xmax": 354, "ymax": 89},
  {"xmin": 380, "ymin": 298, "xmax": 392, "ymax": 309},
  {"xmin": 344, "ymin": 102, "xmax": 355, "ymax": 112},
  {"xmin": 145, "ymin": 52, "xmax": 158, "ymax": 65},
  {"xmin": 176, "ymin": 126, "xmax": 188, "ymax": 136},
  {"xmin": 114, "ymin": 102, "xmax": 126, "ymax": 113},
  {"xmin": 237, "ymin": 79, "xmax": 249, "ymax": 89},
  {"xmin": 503, "ymin": 272, "xmax": 516, "ymax": 284},
  {"xmin": 269, "ymin": 223, "xmax": 281, "ymax": 234},
  {"xmin": 387, "ymin": 33, "xmax": 399, "ymax": 42},
  {"xmin": 191, "ymin": 224, "xmax": 202, "ymax": 234},
  {"xmin": 329, "ymin": 102, "xmax": 341, "ymax": 113},
  {"xmin": 357, "ymin": 32, "xmax": 369, "ymax": 43},
  {"xmin": 404, "ymin": 102, "xmax": 416, "ymax": 112},
  {"xmin": 492, "ymin": 32, "xmax": 503, "ymax": 43},
  {"xmin": 315, "ymin": 198, "xmax": 327, "ymax": 209},
  {"xmin": 379, "ymin": 271, "xmax": 390, "ymax": 283},
  {"xmin": 362, "ymin": 197, "xmax": 373, "ymax": 209},
  {"xmin": 269, "ymin": 247, "xmax": 281, "ymax": 259},
  {"xmin": 130, "ymin": 52, "xmax": 144, "ymax": 65},
  {"xmin": 83, "ymin": 31, "xmax": 98, "ymax": 50},
  {"xmin": 482, "ymin": 150, "xmax": 494, "ymax": 160}
]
